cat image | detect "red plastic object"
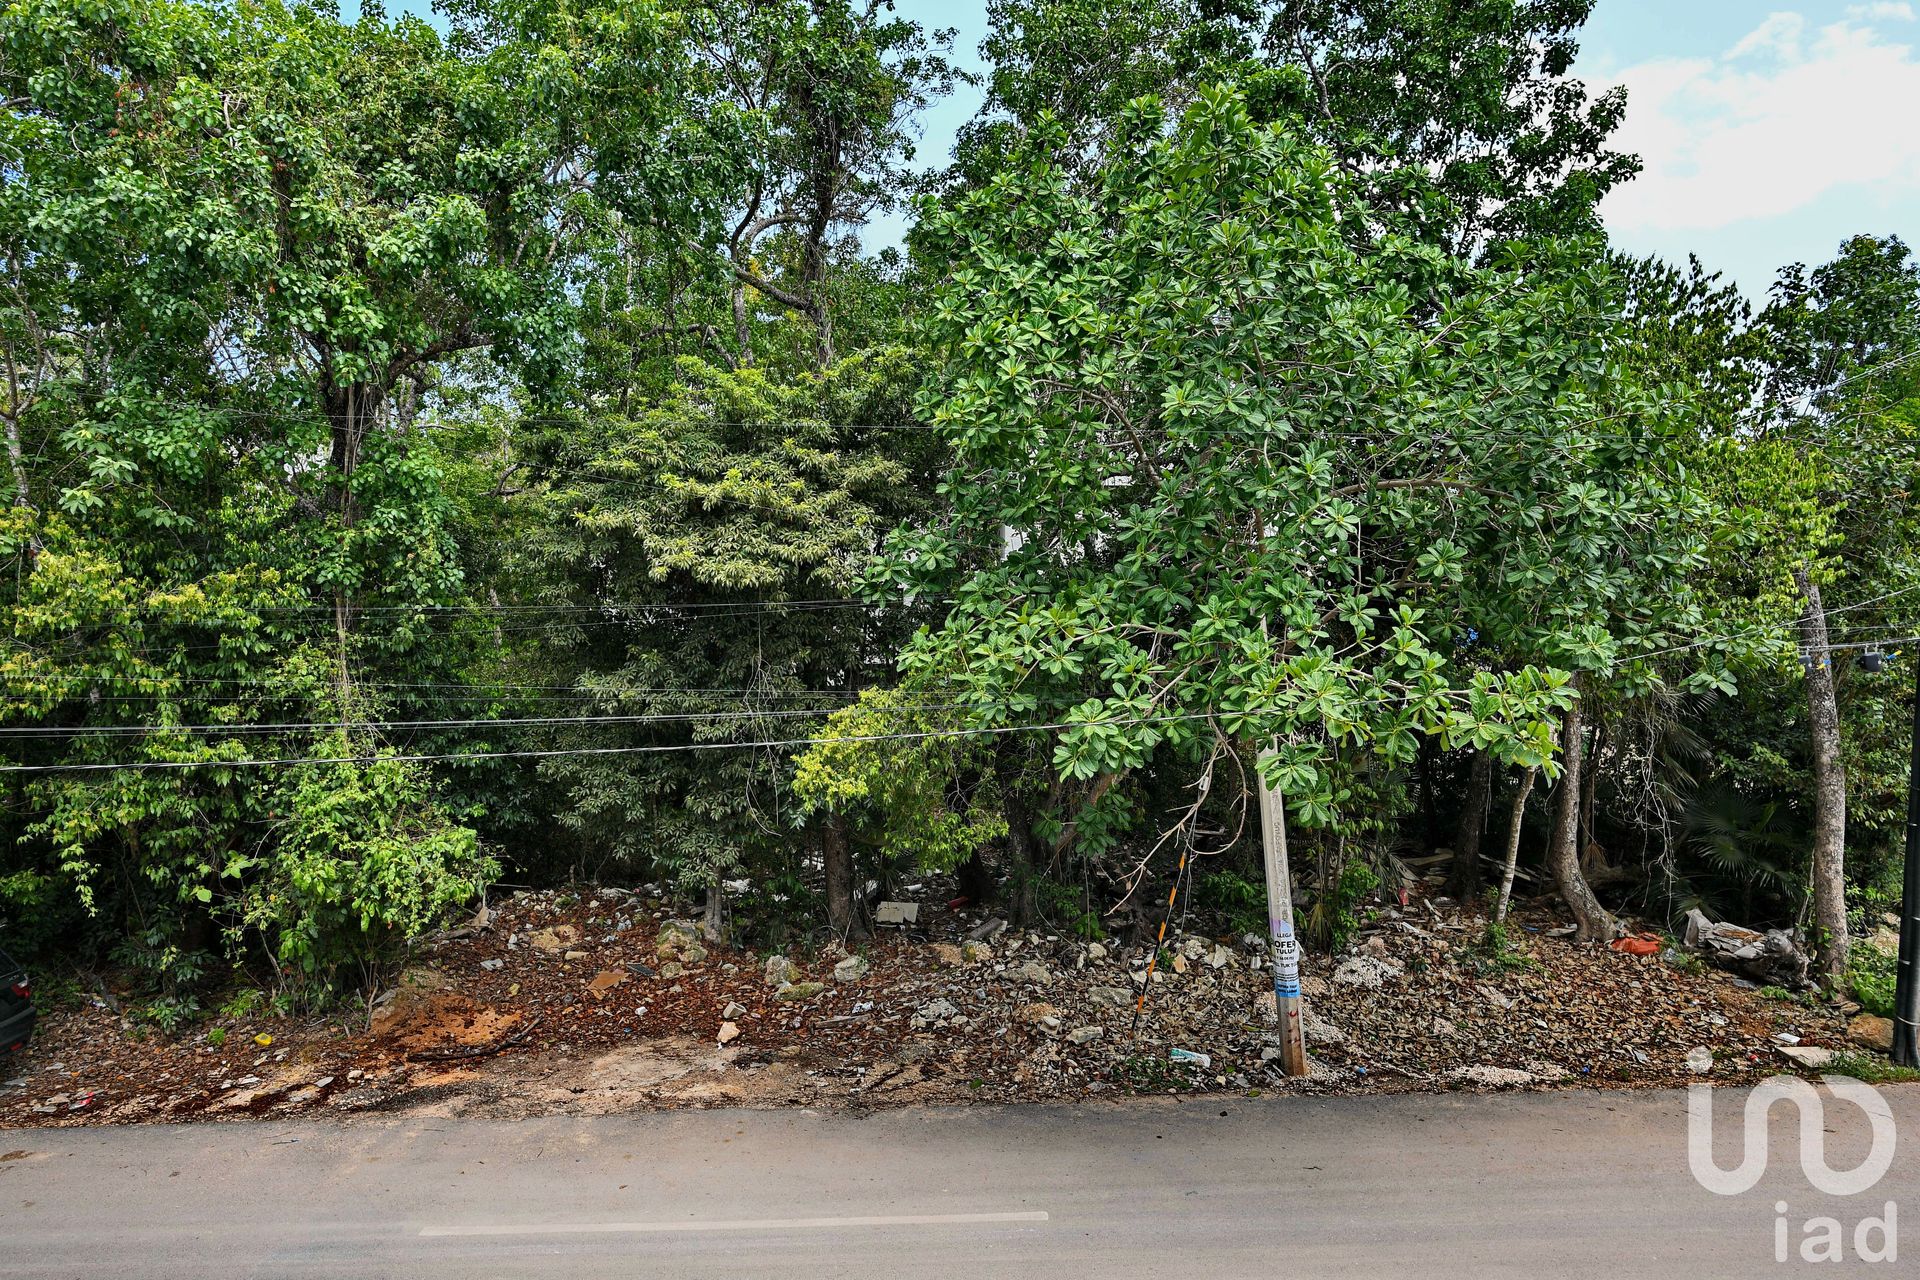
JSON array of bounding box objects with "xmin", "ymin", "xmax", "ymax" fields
[{"xmin": 1610, "ymin": 936, "xmax": 1660, "ymax": 956}]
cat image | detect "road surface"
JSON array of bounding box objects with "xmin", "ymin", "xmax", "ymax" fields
[{"xmin": 4, "ymin": 1085, "xmax": 1917, "ymax": 1277}]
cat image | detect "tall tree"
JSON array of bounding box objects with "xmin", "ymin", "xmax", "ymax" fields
[
  {"xmin": 871, "ymin": 86, "xmax": 1711, "ymax": 935},
  {"xmin": 1752, "ymin": 235, "xmax": 1920, "ymax": 981}
]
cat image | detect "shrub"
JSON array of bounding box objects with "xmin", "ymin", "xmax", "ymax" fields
[{"xmin": 1847, "ymin": 942, "xmax": 1898, "ymax": 1019}]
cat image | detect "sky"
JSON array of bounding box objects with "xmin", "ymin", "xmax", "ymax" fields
[
  {"xmin": 353, "ymin": 0, "xmax": 1919, "ymax": 301},
  {"xmin": 884, "ymin": 0, "xmax": 1920, "ymax": 300}
]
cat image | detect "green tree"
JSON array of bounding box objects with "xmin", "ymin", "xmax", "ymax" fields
[{"xmin": 875, "ymin": 85, "xmax": 1711, "ymax": 938}]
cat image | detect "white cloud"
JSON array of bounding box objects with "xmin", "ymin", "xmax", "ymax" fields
[
  {"xmin": 1845, "ymin": 3, "xmax": 1914, "ymax": 21},
  {"xmin": 1602, "ymin": 10, "xmax": 1920, "ymax": 234},
  {"xmin": 1727, "ymin": 12, "xmax": 1804, "ymax": 61}
]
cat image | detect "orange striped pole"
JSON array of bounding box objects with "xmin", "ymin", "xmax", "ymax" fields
[{"xmin": 1130, "ymin": 845, "xmax": 1189, "ymax": 1036}]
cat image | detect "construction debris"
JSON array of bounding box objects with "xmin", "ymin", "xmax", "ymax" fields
[
  {"xmin": 1682, "ymin": 909, "xmax": 1812, "ymax": 990},
  {"xmin": 1, "ymin": 886, "xmax": 1861, "ymax": 1130}
]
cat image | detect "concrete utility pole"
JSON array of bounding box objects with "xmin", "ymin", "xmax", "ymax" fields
[
  {"xmin": 1892, "ymin": 658, "xmax": 1920, "ymax": 1067},
  {"xmin": 1256, "ymin": 742, "xmax": 1308, "ymax": 1076},
  {"xmin": 1859, "ymin": 643, "xmax": 1918, "ymax": 1066}
]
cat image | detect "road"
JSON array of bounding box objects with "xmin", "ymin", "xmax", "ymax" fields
[{"xmin": 4, "ymin": 1085, "xmax": 1917, "ymax": 1277}]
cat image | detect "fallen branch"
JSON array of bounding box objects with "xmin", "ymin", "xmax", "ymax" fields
[{"xmin": 406, "ymin": 1014, "xmax": 543, "ymax": 1063}]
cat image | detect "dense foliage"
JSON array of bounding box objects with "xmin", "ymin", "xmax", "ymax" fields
[{"xmin": 1, "ymin": 0, "xmax": 1915, "ymax": 1016}]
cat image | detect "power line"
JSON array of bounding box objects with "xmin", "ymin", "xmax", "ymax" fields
[
  {"xmin": 2, "ymin": 597, "xmax": 917, "ymax": 659},
  {"xmin": 0, "ymin": 702, "xmax": 968, "ymax": 738},
  {"xmin": 1619, "ymin": 581, "xmax": 1920, "ymax": 664},
  {"xmin": 0, "ymin": 707, "xmax": 1210, "ymax": 775}
]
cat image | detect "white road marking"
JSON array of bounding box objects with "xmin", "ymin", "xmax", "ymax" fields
[{"xmin": 420, "ymin": 1210, "xmax": 1049, "ymax": 1237}]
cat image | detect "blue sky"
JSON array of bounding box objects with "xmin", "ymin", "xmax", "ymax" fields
[
  {"xmin": 886, "ymin": 0, "xmax": 1920, "ymax": 300},
  {"xmin": 355, "ymin": 1, "xmax": 1918, "ymax": 300}
]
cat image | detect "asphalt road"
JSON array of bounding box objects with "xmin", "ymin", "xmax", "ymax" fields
[{"xmin": 4, "ymin": 1084, "xmax": 1918, "ymax": 1278}]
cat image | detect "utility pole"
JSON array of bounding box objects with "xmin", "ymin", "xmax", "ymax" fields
[
  {"xmin": 1858, "ymin": 642, "xmax": 1920, "ymax": 1066},
  {"xmin": 1892, "ymin": 655, "xmax": 1920, "ymax": 1067},
  {"xmin": 1256, "ymin": 742, "xmax": 1308, "ymax": 1076}
]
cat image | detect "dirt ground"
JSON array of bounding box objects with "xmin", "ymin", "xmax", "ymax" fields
[{"xmin": 0, "ymin": 884, "xmax": 1872, "ymax": 1128}]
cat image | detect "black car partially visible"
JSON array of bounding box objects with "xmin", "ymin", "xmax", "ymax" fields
[{"xmin": 0, "ymin": 947, "xmax": 33, "ymax": 1054}]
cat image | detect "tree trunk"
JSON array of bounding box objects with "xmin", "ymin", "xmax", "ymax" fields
[
  {"xmin": 822, "ymin": 812, "xmax": 861, "ymax": 940},
  {"xmin": 1001, "ymin": 787, "xmax": 1042, "ymax": 928},
  {"xmin": 323, "ymin": 380, "xmax": 383, "ymax": 717},
  {"xmin": 1795, "ymin": 567, "xmax": 1850, "ymax": 984},
  {"xmin": 955, "ymin": 850, "xmax": 993, "ymax": 905},
  {"xmin": 1578, "ymin": 719, "xmax": 1604, "ymax": 876},
  {"xmin": 1445, "ymin": 749, "xmax": 1492, "ymax": 899},
  {"xmin": 1548, "ymin": 679, "xmax": 1619, "ymax": 941},
  {"xmin": 1494, "ymin": 766, "xmax": 1539, "ymax": 924},
  {"xmin": 994, "ymin": 739, "xmax": 1042, "ymax": 927},
  {"xmin": 1416, "ymin": 737, "xmax": 1440, "ymax": 851},
  {"xmin": 701, "ymin": 878, "xmax": 727, "ymax": 944},
  {"xmin": 731, "ymin": 280, "xmax": 752, "ymax": 367},
  {"xmin": 2, "ymin": 409, "xmax": 39, "ymax": 569}
]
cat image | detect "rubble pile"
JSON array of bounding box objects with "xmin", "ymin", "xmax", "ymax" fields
[{"xmin": 1, "ymin": 886, "xmax": 1865, "ymax": 1128}]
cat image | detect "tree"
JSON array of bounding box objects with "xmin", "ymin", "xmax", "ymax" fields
[
  {"xmin": 874, "ymin": 85, "xmax": 1710, "ymax": 937},
  {"xmin": 0, "ymin": 0, "xmax": 708, "ymax": 998},
  {"xmin": 949, "ymin": 0, "xmax": 1634, "ymax": 256},
  {"xmin": 1259, "ymin": 0, "xmax": 1637, "ymax": 252},
  {"xmin": 518, "ymin": 349, "xmax": 936, "ymax": 936},
  {"xmin": 1752, "ymin": 235, "xmax": 1920, "ymax": 981}
]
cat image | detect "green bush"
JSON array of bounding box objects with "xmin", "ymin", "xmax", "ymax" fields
[
  {"xmin": 1194, "ymin": 868, "xmax": 1267, "ymax": 938},
  {"xmin": 1847, "ymin": 942, "xmax": 1898, "ymax": 1019},
  {"xmin": 237, "ymin": 752, "xmax": 497, "ymax": 1003}
]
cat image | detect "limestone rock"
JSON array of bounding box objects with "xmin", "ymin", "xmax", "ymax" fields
[
  {"xmin": 1449, "ymin": 1065, "xmax": 1534, "ymax": 1088},
  {"xmin": 833, "ymin": 955, "xmax": 870, "ymax": 983},
  {"xmin": 528, "ymin": 925, "xmax": 579, "ymax": 953},
  {"xmin": 1332, "ymin": 955, "xmax": 1403, "ymax": 990},
  {"xmin": 1011, "ymin": 960, "xmax": 1052, "ymax": 986},
  {"xmin": 1777, "ymin": 1044, "xmax": 1837, "ymax": 1069},
  {"xmin": 1848, "ymin": 1014, "xmax": 1894, "ymax": 1054},
  {"xmin": 1302, "ymin": 1009, "xmax": 1346, "ymax": 1047},
  {"xmin": 1015, "ymin": 1002, "xmax": 1060, "ymax": 1026}
]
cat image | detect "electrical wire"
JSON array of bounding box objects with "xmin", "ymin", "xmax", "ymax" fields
[
  {"xmin": 0, "ymin": 701, "xmax": 970, "ymax": 738},
  {"xmin": 0, "ymin": 706, "xmax": 1216, "ymax": 775}
]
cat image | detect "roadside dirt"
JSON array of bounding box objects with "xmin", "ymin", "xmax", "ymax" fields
[{"xmin": 1, "ymin": 885, "xmax": 1865, "ymax": 1128}]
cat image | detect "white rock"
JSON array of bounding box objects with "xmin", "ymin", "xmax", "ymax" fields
[
  {"xmin": 833, "ymin": 955, "xmax": 870, "ymax": 983},
  {"xmin": 1011, "ymin": 960, "xmax": 1052, "ymax": 986},
  {"xmin": 1302, "ymin": 1009, "xmax": 1347, "ymax": 1046},
  {"xmin": 1777, "ymin": 1045, "xmax": 1836, "ymax": 1069},
  {"xmin": 1332, "ymin": 955, "xmax": 1403, "ymax": 990},
  {"xmin": 1448, "ymin": 1065, "xmax": 1534, "ymax": 1088}
]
